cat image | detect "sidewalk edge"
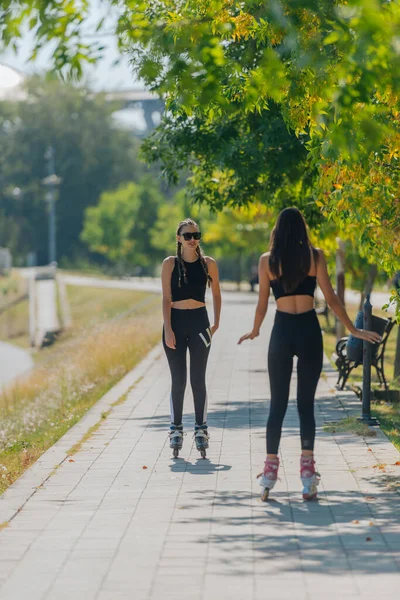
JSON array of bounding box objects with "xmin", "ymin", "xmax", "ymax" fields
[{"xmin": 0, "ymin": 343, "xmax": 163, "ymax": 524}]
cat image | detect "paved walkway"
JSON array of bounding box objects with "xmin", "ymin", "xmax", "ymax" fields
[{"xmin": 0, "ymin": 296, "xmax": 399, "ymax": 600}]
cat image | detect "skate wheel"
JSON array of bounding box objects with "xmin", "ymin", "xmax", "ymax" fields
[
  {"xmin": 200, "ymin": 449, "xmax": 206, "ymax": 459},
  {"xmin": 303, "ymin": 492, "xmax": 317, "ymax": 501},
  {"xmin": 261, "ymin": 488, "xmax": 270, "ymax": 502},
  {"xmin": 173, "ymin": 448, "xmax": 179, "ymax": 458}
]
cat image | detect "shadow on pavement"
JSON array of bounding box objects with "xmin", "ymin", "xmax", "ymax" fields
[
  {"xmin": 174, "ymin": 488, "xmax": 400, "ymax": 576},
  {"xmin": 169, "ymin": 459, "xmax": 232, "ymax": 475}
]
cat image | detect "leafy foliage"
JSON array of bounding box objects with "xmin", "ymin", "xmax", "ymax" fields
[
  {"xmin": 2, "ymin": 1, "xmax": 399, "ymax": 271},
  {"xmin": 82, "ymin": 180, "xmax": 164, "ymax": 272},
  {"xmin": 0, "ymin": 76, "xmax": 141, "ymax": 264}
]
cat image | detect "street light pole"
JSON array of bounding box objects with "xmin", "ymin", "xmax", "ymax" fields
[
  {"xmin": 43, "ymin": 147, "xmax": 61, "ymax": 266},
  {"xmin": 45, "ymin": 146, "xmax": 56, "ymax": 264}
]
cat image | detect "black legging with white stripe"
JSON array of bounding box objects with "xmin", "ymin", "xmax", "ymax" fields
[{"xmin": 163, "ymin": 307, "xmax": 211, "ymax": 428}]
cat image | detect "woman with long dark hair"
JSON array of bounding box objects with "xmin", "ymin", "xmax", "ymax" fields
[
  {"xmin": 162, "ymin": 218, "xmax": 221, "ymax": 458},
  {"xmin": 239, "ymin": 207, "xmax": 381, "ymax": 500}
]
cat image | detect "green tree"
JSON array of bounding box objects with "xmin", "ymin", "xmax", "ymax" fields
[
  {"xmin": 2, "ymin": 1, "xmax": 399, "ymax": 274},
  {"xmin": 81, "ymin": 180, "xmax": 164, "ymax": 274},
  {"xmin": 142, "ymin": 102, "xmax": 316, "ymax": 213},
  {"xmin": 204, "ymin": 203, "xmax": 274, "ymax": 284},
  {"xmin": 149, "ymin": 190, "xmax": 209, "ymax": 257},
  {"xmin": 0, "ymin": 75, "xmax": 141, "ymax": 264},
  {"xmin": 122, "ymin": 0, "xmax": 400, "ymax": 272}
]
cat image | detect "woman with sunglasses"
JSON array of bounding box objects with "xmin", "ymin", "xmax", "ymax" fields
[
  {"xmin": 238, "ymin": 207, "xmax": 381, "ymax": 500},
  {"xmin": 161, "ymin": 218, "xmax": 221, "ymax": 458}
]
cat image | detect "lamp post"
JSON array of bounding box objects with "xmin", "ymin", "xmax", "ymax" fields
[
  {"xmin": 42, "ymin": 147, "xmax": 62, "ymax": 265},
  {"xmin": 359, "ymin": 294, "xmax": 379, "ymax": 426}
]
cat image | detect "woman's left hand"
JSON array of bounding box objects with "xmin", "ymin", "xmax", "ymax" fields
[
  {"xmin": 238, "ymin": 330, "xmax": 259, "ymax": 344},
  {"xmin": 211, "ymin": 324, "xmax": 219, "ymax": 336}
]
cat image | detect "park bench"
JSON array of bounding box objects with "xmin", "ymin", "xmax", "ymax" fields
[{"xmin": 333, "ymin": 317, "xmax": 396, "ymax": 390}]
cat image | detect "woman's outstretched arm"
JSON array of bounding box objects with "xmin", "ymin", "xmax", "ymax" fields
[
  {"xmin": 238, "ymin": 253, "xmax": 270, "ymax": 344},
  {"xmin": 316, "ymin": 249, "xmax": 381, "ymax": 344}
]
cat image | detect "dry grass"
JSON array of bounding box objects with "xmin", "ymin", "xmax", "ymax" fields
[
  {"xmin": 323, "ymin": 417, "xmax": 377, "ymax": 438},
  {"xmin": 0, "ymin": 288, "xmax": 161, "ymax": 494},
  {"xmin": 0, "ymin": 298, "xmax": 30, "ymax": 347},
  {"xmin": 66, "ymin": 285, "xmax": 151, "ymax": 326},
  {"xmin": 0, "ymin": 273, "xmax": 29, "ymax": 347},
  {"xmin": 0, "ymin": 273, "xmax": 26, "ymax": 308}
]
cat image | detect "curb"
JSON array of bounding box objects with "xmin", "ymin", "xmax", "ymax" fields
[{"xmin": 0, "ymin": 343, "xmax": 163, "ymax": 525}]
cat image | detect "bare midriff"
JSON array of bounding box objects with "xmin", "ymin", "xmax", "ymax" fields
[
  {"xmin": 275, "ymin": 295, "xmax": 315, "ymax": 315},
  {"xmin": 171, "ymin": 299, "xmax": 206, "ymax": 310},
  {"xmin": 273, "ymin": 265, "xmax": 317, "ymax": 315}
]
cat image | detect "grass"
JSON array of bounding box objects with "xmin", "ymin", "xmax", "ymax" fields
[
  {"xmin": 0, "ymin": 272, "xmax": 26, "ymax": 308},
  {"xmin": 0, "ymin": 286, "xmax": 161, "ymax": 495},
  {"xmin": 319, "ymin": 303, "xmax": 400, "ymax": 452},
  {"xmin": 323, "ymin": 416, "xmax": 377, "ymax": 438},
  {"xmin": 0, "ymin": 273, "xmax": 30, "ymax": 348},
  {"xmin": 0, "ymin": 298, "xmax": 30, "ymax": 348},
  {"xmin": 372, "ymin": 403, "xmax": 400, "ymax": 452},
  {"xmin": 66, "ymin": 285, "xmax": 151, "ymax": 326}
]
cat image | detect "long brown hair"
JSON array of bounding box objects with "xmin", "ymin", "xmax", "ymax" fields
[
  {"xmin": 176, "ymin": 218, "xmax": 212, "ymax": 288},
  {"xmin": 269, "ymin": 207, "xmax": 318, "ymax": 292}
]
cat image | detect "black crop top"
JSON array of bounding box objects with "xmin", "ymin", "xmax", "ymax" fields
[
  {"xmin": 171, "ymin": 258, "xmax": 207, "ymax": 303},
  {"xmin": 270, "ymin": 275, "xmax": 316, "ymax": 300}
]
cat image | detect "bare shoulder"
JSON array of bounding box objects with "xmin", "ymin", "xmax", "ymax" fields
[
  {"xmin": 204, "ymin": 255, "xmax": 216, "ymax": 265},
  {"xmin": 163, "ymin": 256, "xmax": 176, "ymax": 263},
  {"xmin": 259, "ymin": 252, "xmax": 272, "ymax": 280},
  {"xmin": 162, "ymin": 256, "xmax": 176, "ymax": 270},
  {"xmin": 259, "ymin": 252, "xmax": 270, "ymax": 263},
  {"xmin": 314, "ymin": 248, "xmax": 327, "ymax": 263}
]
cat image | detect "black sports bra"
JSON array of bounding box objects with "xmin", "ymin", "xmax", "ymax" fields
[
  {"xmin": 270, "ymin": 275, "xmax": 317, "ymax": 301},
  {"xmin": 171, "ymin": 258, "xmax": 207, "ymax": 303}
]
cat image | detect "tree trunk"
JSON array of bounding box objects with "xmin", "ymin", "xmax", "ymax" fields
[
  {"xmin": 336, "ymin": 238, "xmax": 346, "ymax": 340},
  {"xmin": 365, "ymin": 264, "xmax": 378, "ymax": 296},
  {"xmin": 359, "ymin": 264, "xmax": 378, "ymax": 312},
  {"xmin": 394, "ymin": 327, "xmax": 400, "ymax": 382}
]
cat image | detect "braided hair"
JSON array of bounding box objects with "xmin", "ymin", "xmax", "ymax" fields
[{"xmin": 176, "ymin": 218, "xmax": 212, "ymax": 288}]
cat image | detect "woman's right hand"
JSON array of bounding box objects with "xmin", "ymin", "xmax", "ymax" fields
[
  {"xmin": 165, "ymin": 328, "xmax": 176, "ymax": 350},
  {"xmin": 352, "ymin": 328, "xmax": 382, "ymax": 344}
]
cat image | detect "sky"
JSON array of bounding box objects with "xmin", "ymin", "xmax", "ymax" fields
[{"xmin": 0, "ymin": 0, "xmax": 140, "ymax": 92}]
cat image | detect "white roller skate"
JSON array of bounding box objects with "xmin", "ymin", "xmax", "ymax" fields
[
  {"xmin": 257, "ymin": 457, "xmax": 279, "ymax": 502},
  {"xmin": 169, "ymin": 426, "xmax": 184, "ymax": 458},
  {"xmin": 300, "ymin": 456, "xmax": 320, "ymax": 501},
  {"xmin": 194, "ymin": 426, "xmax": 209, "ymax": 459}
]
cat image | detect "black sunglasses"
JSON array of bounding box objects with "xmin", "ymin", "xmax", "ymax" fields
[{"xmin": 181, "ymin": 231, "xmax": 201, "ymax": 241}]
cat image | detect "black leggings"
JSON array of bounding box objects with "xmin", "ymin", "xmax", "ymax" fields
[
  {"xmin": 267, "ymin": 309, "xmax": 323, "ymax": 454},
  {"xmin": 163, "ymin": 307, "xmax": 211, "ymax": 428}
]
